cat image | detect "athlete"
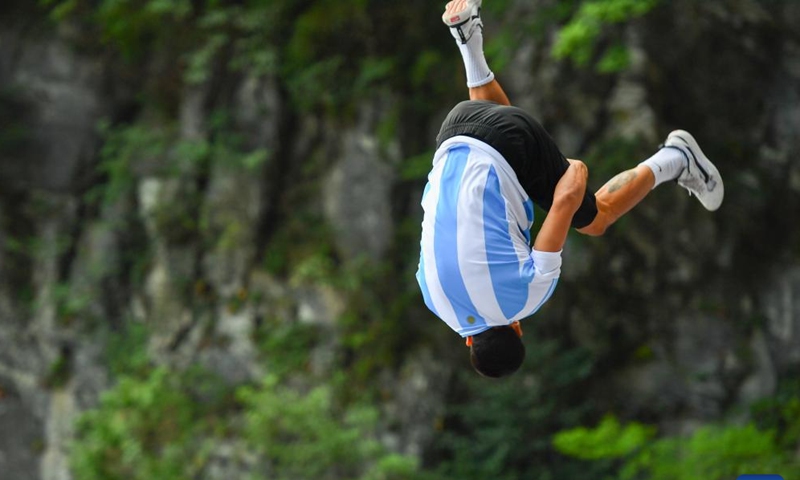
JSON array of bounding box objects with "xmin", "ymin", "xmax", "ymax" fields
[{"xmin": 416, "ymin": 0, "xmax": 724, "ymax": 378}]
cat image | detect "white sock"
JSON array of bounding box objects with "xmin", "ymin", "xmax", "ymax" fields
[
  {"xmin": 640, "ymin": 147, "xmax": 687, "ymax": 188},
  {"xmin": 452, "ymin": 27, "xmax": 494, "ymax": 88}
]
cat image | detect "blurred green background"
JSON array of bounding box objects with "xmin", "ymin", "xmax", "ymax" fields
[{"xmin": 1, "ymin": 0, "xmax": 799, "ymax": 479}]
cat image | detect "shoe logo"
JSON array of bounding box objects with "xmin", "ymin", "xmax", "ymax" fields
[{"xmin": 449, "ymin": 15, "xmax": 461, "ymax": 23}]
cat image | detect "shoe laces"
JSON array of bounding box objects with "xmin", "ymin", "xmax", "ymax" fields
[
  {"xmin": 678, "ymin": 174, "xmax": 706, "ymax": 197},
  {"xmin": 452, "ymin": 8, "xmax": 482, "ymax": 43},
  {"xmin": 661, "ymin": 143, "xmax": 705, "ymax": 197}
]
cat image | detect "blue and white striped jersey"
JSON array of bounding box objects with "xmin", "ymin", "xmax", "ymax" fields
[{"xmin": 416, "ymin": 136, "xmax": 562, "ymax": 337}]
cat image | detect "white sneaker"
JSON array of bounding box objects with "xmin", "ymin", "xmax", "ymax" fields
[
  {"xmin": 664, "ymin": 130, "xmax": 724, "ymax": 211},
  {"xmin": 442, "ymin": 0, "xmax": 483, "ymax": 44}
]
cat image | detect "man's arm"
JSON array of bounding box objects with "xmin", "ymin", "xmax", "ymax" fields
[{"xmin": 533, "ymin": 160, "xmax": 588, "ymax": 252}]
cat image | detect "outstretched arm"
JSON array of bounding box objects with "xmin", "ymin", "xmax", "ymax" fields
[{"xmin": 534, "ymin": 160, "xmax": 588, "ymax": 252}]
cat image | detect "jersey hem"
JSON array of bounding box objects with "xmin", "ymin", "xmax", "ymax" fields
[{"xmin": 435, "ymin": 135, "xmax": 527, "ymax": 200}]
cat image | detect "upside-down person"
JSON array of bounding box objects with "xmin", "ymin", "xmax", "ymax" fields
[{"xmin": 416, "ymin": 0, "xmax": 723, "ymax": 378}]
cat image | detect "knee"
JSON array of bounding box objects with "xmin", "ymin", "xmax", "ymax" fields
[
  {"xmin": 576, "ymin": 211, "xmax": 609, "ymax": 236},
  {"xmin": 577, "ymin": 221, "xmax": 607, "ymax": 237}
]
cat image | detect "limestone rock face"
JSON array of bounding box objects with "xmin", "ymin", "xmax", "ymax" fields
[
  {"xmin": 764, "ymin": 267, "xmax": 800, "ymax": 368},
  {"xmin": 323, "ymin": 97, "xmax": 398, "ymax": 263},
  {"xmin": 0, "ymin": 31, "xmax": 105, "ymax": 193}
]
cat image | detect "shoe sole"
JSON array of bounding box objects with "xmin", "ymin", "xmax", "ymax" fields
[
  {"xmin": 668, "ymin": 129, "xmax": 724, "ymax": 211},
  {"xmin": 442, "ymin": 0, "xmax": 480, "ymax": 26}
]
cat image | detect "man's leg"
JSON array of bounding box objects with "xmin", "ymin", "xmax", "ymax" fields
[
  {"xmin": 576, "ymin": 165, "xmax": 656, "ymax": 236},
  {"xmin": 469, "ymin": 80, "xmax": 510, "ymax": 105},
  {"xmin": 578, "ymin": 132, "xmax": 724, "ymax": 236},
  {"xmin": 444, "ymin": 0, "xmax": 510, "ymax": 106},
  {"xmin": 442, "ymin": 0, "xmax": 723, "ymax": 235}
]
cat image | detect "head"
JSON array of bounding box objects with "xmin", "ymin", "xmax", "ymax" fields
[{"xmin": 467, "ymin": 322, "xmax": 525, "ymax": 378}]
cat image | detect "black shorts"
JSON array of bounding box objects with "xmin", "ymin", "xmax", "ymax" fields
[{"xmin": 436, "ymin": 100, "xmax": 598, "ymax": 229}]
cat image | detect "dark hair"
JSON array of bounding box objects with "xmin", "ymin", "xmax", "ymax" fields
[{"xmin": 469, "ymin": 326, "xmax": 526, "ymax": 378}]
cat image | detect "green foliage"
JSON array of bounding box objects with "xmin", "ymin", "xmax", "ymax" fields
[
  {"xmin": 105, "ymin": 322, "xmax": 151, "ymax": 378},
  {"xmin": 88, "ymin": 113, "xmax": 270, "ymax": 248},
  {"xmin": 290, "ymin": 251, "xmax": 338, "ymax": 287},
  {"xmin": 88, "ymin": 121, "xmax": 171, "ymax": 208},
  {"xmin": 428, "ymin": 335, "xmax": 607, "ymax": 480},
  {"xmin": 40, "ymin": 0, "xmax": 454, "ymax": 115},
  {"xmin": 400, "ymin": 150, "xmax": 435, "ymax": 181},
  {"xmin": 554, "ymin": 412, "xmax": 800, "ymax": 480},
  {"xmin": 331, "ymin": 256, "xmax": 430, "ymax": 387},
  {"xmin": 750, "ymin": 378, "xmax": 800, "ymax": 450},
  {"xmin": 410, "ymin": 50, "xmax": 445, "ymax": 88},
  {"xmin": 596, "ymin": 43, "xmax": 631, "ymax": 74},
  {"xmin": 553, "ymin": 414, "xmax": 655, "ymax": 460},
  {"xmin": 41, "ymin": 0, "xmax": 193, "ymax": 60},
  {"xmin": 93, "ymin": 0, "xmax": 192, "ymax": 60},
  {"xmin": 43, "ymin": 350, "xmax": 72, "ymax": 389},
  {"xmin": 70, "ymin": 367, "xmax": 225, "ymax": 480},
  {"xmin": 73, "ymin": 319, "xmax": 418, "ymax": 479},
  {"xmin": 261, "ymin": 211, "xmax": 336, "ymax": 279},
  {"xmin": 553, "ymin": 0, "xmax": 659, "ymax": 72},
  {"xmin": 238, "ymin": 374, "xmax": 419, "ymax": 480},
  {"xmin": 624, "ymin": 424, "xmax": 800, "ymax": 480},
  {"xmin": 254, "ymin": 316, "xmax": 321, "ymax": 379},
  {"xmin": 52, "ymin": 281, "xmax": 94, "ymax": 325}
]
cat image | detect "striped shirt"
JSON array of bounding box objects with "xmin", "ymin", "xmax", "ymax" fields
[{"xmin": 416, "ymin": 136, "xmax": 562, "ymax": 337}]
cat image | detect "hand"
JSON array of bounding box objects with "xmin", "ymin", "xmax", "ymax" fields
[{"xmin": 552, "ymin": 159, "xmax": 588, "ymax": 213}]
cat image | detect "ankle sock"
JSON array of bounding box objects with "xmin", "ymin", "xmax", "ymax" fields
[{"xmin": 640, "ymin": 146, "xmax": 687, "ymax": 188}]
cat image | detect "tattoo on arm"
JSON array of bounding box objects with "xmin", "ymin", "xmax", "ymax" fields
[{"xmin": 606, "ymin": 170, "xmax": 638, "ymax": 193}]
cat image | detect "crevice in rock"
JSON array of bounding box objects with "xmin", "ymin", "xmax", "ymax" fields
[
  {"xmin": 253, "ymin": 84, "xmax": 300, "ymax": 266},
  {"xmin": 0, "ymin": 189, "xmax": 34, "ymax": 319}
]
